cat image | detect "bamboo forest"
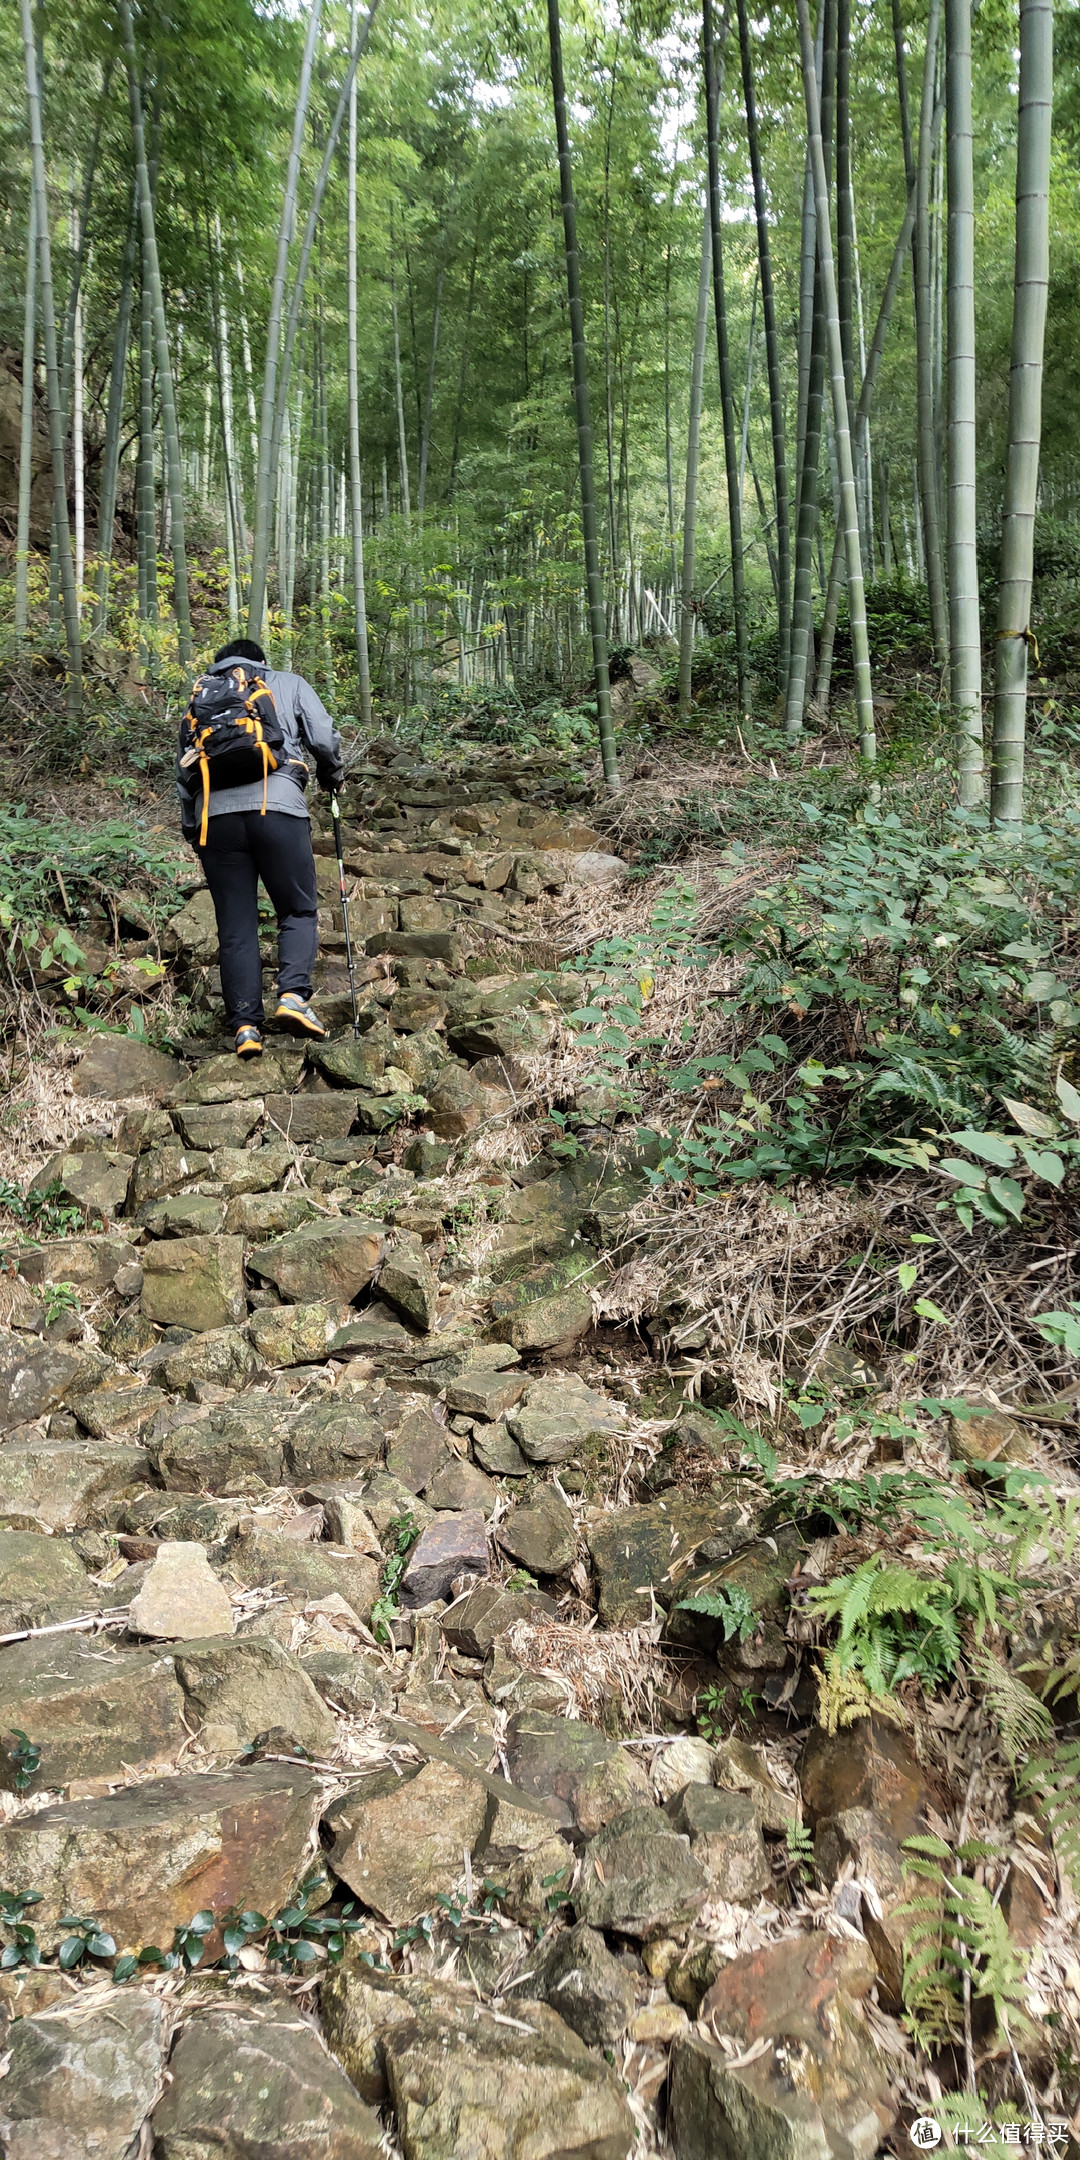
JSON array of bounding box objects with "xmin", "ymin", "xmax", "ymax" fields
[{"xmin": 4, "ymin": 0, "xmax": 1080, "ymax": 2152}]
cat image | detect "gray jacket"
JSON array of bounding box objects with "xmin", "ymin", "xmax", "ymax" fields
[{"xmin": 177, "ymin": 658, "xmax": 343, "ymax": 834}]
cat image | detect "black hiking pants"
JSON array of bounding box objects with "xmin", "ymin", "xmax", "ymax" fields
[{"xmin": 196, "ymin": 810, "xmax": 318, "ymax": 1031}]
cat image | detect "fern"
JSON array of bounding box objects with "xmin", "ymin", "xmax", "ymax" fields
[
  {"xmin": 971, "ymin": 1645, "xmax": 1054, "ymax": 1768},
  {"xmin": 1020, "ymin": 1646, "xmax": 1080, "ymax": 1709},
  {"xmin": 675, "ymin": 1585, "xmax": 758, "ymax": 1642},
  {"xmin": 815, "ymin": 1658, "xmax": 907, "ymax": 1735},
  {"xmin": 897, "ymin": 1834, "xmax": 958, "ymax": 2052},
  {"xmin": 1017, "ymin": 1739, "xmax": 1080, "ymax": 1898},
  {"xmin": 899, "ymin": 1834, "xmax": 1031, "ymax": 2053},
  {"xmin": 810, "ymin": 1557, "xmax": 944, "ymax": 1638},
  {"xmin": 948, "ymin": 1872, "xmax": 1031, "ymax": 2040},
  {"xmin": 808, "ymin": 1555, "xmax": 990, "ymax": 1696},
  {"xmin": 996, "ymin": 1481, "xmax": 1080, "ymax": 1575}
]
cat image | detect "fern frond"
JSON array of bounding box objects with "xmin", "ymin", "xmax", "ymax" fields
[
  {"xmin": 1021, "ymin": 1647, "xmax": 1080, "ymax": 1708},
  {"xmin": 946, "ymin": 1875, "xmax": 1031, "ymax": 2039},
  {"xmin": 1018, "ymin": 1739, "xmax": 1080, "ymax": 1897},
  {"xmin": 814, "ymin": 1655, "xmax": 907, "ymax": 1735},
  {"xmin": 971, "ymin": 1645, "xmax": 1054, "ymax": 1768},
  {"xmin": 899, "ymin": 1834, "xmax": 1031, "ymax": 2053}
]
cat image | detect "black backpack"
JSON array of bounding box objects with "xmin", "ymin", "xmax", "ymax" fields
[{"xmin": 179, "ymin": 664, "xmax": 286, "ymax": 842}]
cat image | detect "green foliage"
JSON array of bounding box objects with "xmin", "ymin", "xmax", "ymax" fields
[
  {"xmin": 4, "ymin": 1729, "xmax": 41, "ymax": 1793},
  {"xmin": 41, "ymin": 1282, "xmax": 79, "ymax": 1327},
  {"xmin": 571, "ymin": 811, "xmax": 1080, "ymax": 1230},
  {"xmin": 900, "ymin": 1834, "xmax": 1031, "ymax": 2053},
  {"xmin": 0, "ymin": 808, "xmax": 184, "ymax": 950},
  {"xmin": 371, "ymin": 1510, "xmax": 420, "ymax": 1646},
  {"xmin": 504, "ymin": 1567, "xmax": 540, "ymax": 1592},
  {"xmin": 970, "ymin": 1646, "xmax": 1054, "ymax": 1767},
  {"xmin": 0, "ymin": 1889, "xmax": 43, "ymax": 1970},
  {"xmin": 695, "ymin": 1682, "xmax": 729, "ymax": 1742},
  {"xmin": 675, "ymin": 1583, "xmax": 758, "ymax": 1642},
  {"xmin": 809, "ymin": 1551, "xmax": 1017, "ymax": 1698},
  {"xmin": 1016, "ymin": 1742, "xmax": 1080, "ymax": 1900},
  {"xmin": 57, "ymin": 1914, "xmax": 117, "ymax": 1970},
  {"xmin": 784, "ymin": 1821, "xmax": 816, "ymax": 1883},
  {"xmin": 0, "ymin": 1180, "xmax": 86, "ymax": 1240}
]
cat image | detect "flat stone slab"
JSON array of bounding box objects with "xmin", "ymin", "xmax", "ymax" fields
[
  {"xmin": 0, "ymin": 1529, "xmax": 92, "ymax": 1634},
  {"xmin": 321, "ymin": 1970, "xmax": 634, "ymax": 2160},
  {"xmin": 0, "ymin": 1762, "xmax": 320, "ymax": 1957},
  {"xmin": 253, "ymin": 1218, "xmax": 385, "ymax": 1304},
  {"xmin": 0, "ymin": 1988, "xmax": 169, "ymax": 2160},
  {"xmin": 400, "ymin": 1510, "xmax": 489, "ymax": 1606},
  {"xmin": 151, "ymin": 2006, "xmax": 382, "ymax": 2160},
  {"xmin": 328, "ymin": 1759, "xmax": 488, "ymax": 1924},
  {"xmin": 72, "ymin": 1033, "xmax": 181, "ymax": 1101},
  {"xmin": 0, "ymin": 1635, "xmax": 186, "ymax": 1790},
  {"xmin": 140, "ymin": 1234, "xmax": 247, "ymax": 1333}
]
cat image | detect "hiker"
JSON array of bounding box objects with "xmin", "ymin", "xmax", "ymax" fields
[{"xmin": 176, "ymin": 636, "xmax": 344, "ymax": 1059}]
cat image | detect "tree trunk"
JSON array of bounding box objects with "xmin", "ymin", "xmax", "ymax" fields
[
  {"xmin": 315, "ymin": 289, "xmax": 334, "ymax": 694},
  {"xmin": 787, "ymin": 0, "xmax": 834, "ymax": 739},
  {"xmin": 786, "ymin": 149, "xmax": 820, "ymax": 738},
  {"xmin": 120, "ymin": 0, "xmax": 191, "ymax": 666},
  {"xmin": 449, "ymin": 209, "xmax": 480, "ymax": 499},
  {"xmin": 247, "ymin": 0, "xmax": 324, "ymax": 640},
  {"xmin": 991, "ymin": 0, "xmax": 1053, "ymax": 830},
  {"xmin": 418, "ymin": 243, "xmax": 447, "ymax": 518},
  {"xmin": 703, "ymin": 0, "xmax": 750, "ymax": 729},
  {"xmin": 213, "ymin": 219, "xmax": 246, "ymax": 586},
  {"xmin": 19, "ymin": 0, "xmax": 81, "ymax": 713},
  {"xmin": 835, "ymin": 0, "xmax": 856, "ymax": 439},
  {"xmin": 235, "ymin": 261, "xmax": 260, "ymax": 470},
  {"xmin": 736, "ymin": 0, "xmax": 791, "ymax": 693},
  {"xmin": 262, "ymin": 0, "xmax": 380, "ymax": 550},
  {"xmin": 137, "ymin": 242, "xmax": 158, "ymax": 635},
  {"xmin": 347, "ymin": 0, "xmax": 373, "ymax": 725},
  {"xmin": 546, "ymin": 0, "xmax": 619, "ymax": 789},
  {"xmin": 915, "ymin": 0, "xmax": 949, "ymax": 665},
  {"xmin": 14, "ymin": 187, "xmax": 37, "ymax": 644},
  {"xmin": 92, "ymin": 197, "xmax": 136, "ymax": 640},
  {"xmin": 71, "ymin": 202, "xmax": 85, "ymax": 606},
  {"xmin": 816, "ymin": 131, "xmax": 939, "ymax": 711},
  {"xmin": 390, "ymin": 263, "xmax": 412, "ymax": 520},
  {"xmin": 946, "ymin": 0, "xmax": 983, "ymax": 802},
  {"xmin": 738, "ymin": 271, "xmax": 758, "ymax": 500},
  {"xmin": 678, "ymin": 203, "xmax": 712, "ymax": 722},
  {"xmin": 892, "ymin": 0, "xmax": 916, "ymax": 191},
  {"xmin": 797, "ymin": 0, "xmax": 875, "ymax": 758}
]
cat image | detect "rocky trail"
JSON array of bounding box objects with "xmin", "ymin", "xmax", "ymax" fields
[{"xmin": 0, "ymin": 740, "xmax": 1075, "ymax": 2160}]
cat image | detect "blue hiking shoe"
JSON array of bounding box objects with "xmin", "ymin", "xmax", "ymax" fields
[{"xmin": 235, "ymin": 1024, "xmax": 264, "ymax": 1060}]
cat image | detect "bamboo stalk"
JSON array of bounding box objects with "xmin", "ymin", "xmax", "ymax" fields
[
  {"xmin": 946, "ymin": 0, "xmax": 984, "ymax": 803},
  {"xmin": 247, "ymin": 0, "xmax": 325, "ymax": 640},
  {"xmin": 737, "ymin": 0, "xmax": 791, "ymax": 693},
  {"xmin": 678, "ymin": 203, "xmax": 712, "ymax": 721},
  {"xmin": 991, "ymin": 0, "xmax": 1053, "ymax": 830},
  {"xmin": 797, "ymin": 0, "xmax": 876, "ymax": 759},
  {"xmin": 915, "ymin": 0, "xmax": 949, "ymax": 666},
  {"xmin": 19, "ymin": 0, "xmax": 81, "ymax": 713},
  {"xmin": 547, "ymin": 0, "xmax": 619, "ymax": 790},
  {"xmin": 14, "ymin": 187, "xmax": 37, "ymax": 644},
  {"xmin": 703, "ymin": 0, "xmax": 750, "ymax": 730},
  {"xmin": 347, "ymin": 0, "xmax": 373, "ymax": 726},
  {"xmin": 120, "ymin": 0, "xmax": 191, "ymax": 665},
  {"xmin": 92, "ymin": 195, "xmax": 136, "ymax": 641}
]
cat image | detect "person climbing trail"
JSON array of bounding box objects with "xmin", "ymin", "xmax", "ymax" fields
[{"xmin": 176, "ymin": 636, "xmax": 344, "ymax": 1058}]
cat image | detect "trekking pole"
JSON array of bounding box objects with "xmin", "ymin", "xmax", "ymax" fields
[{"xmin": 331, "ymin": 793, "xmax": 361, "ymax": 1038}]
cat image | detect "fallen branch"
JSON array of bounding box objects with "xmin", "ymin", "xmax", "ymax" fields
[{"xmin": 0, "ymin": 1607, "xmax": 131, "ymax": 1648}]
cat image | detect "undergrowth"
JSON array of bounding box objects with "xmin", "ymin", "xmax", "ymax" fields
[{"xmin": 566, "ymin": 804, "xmax": 1080, "ymax": 1228}]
